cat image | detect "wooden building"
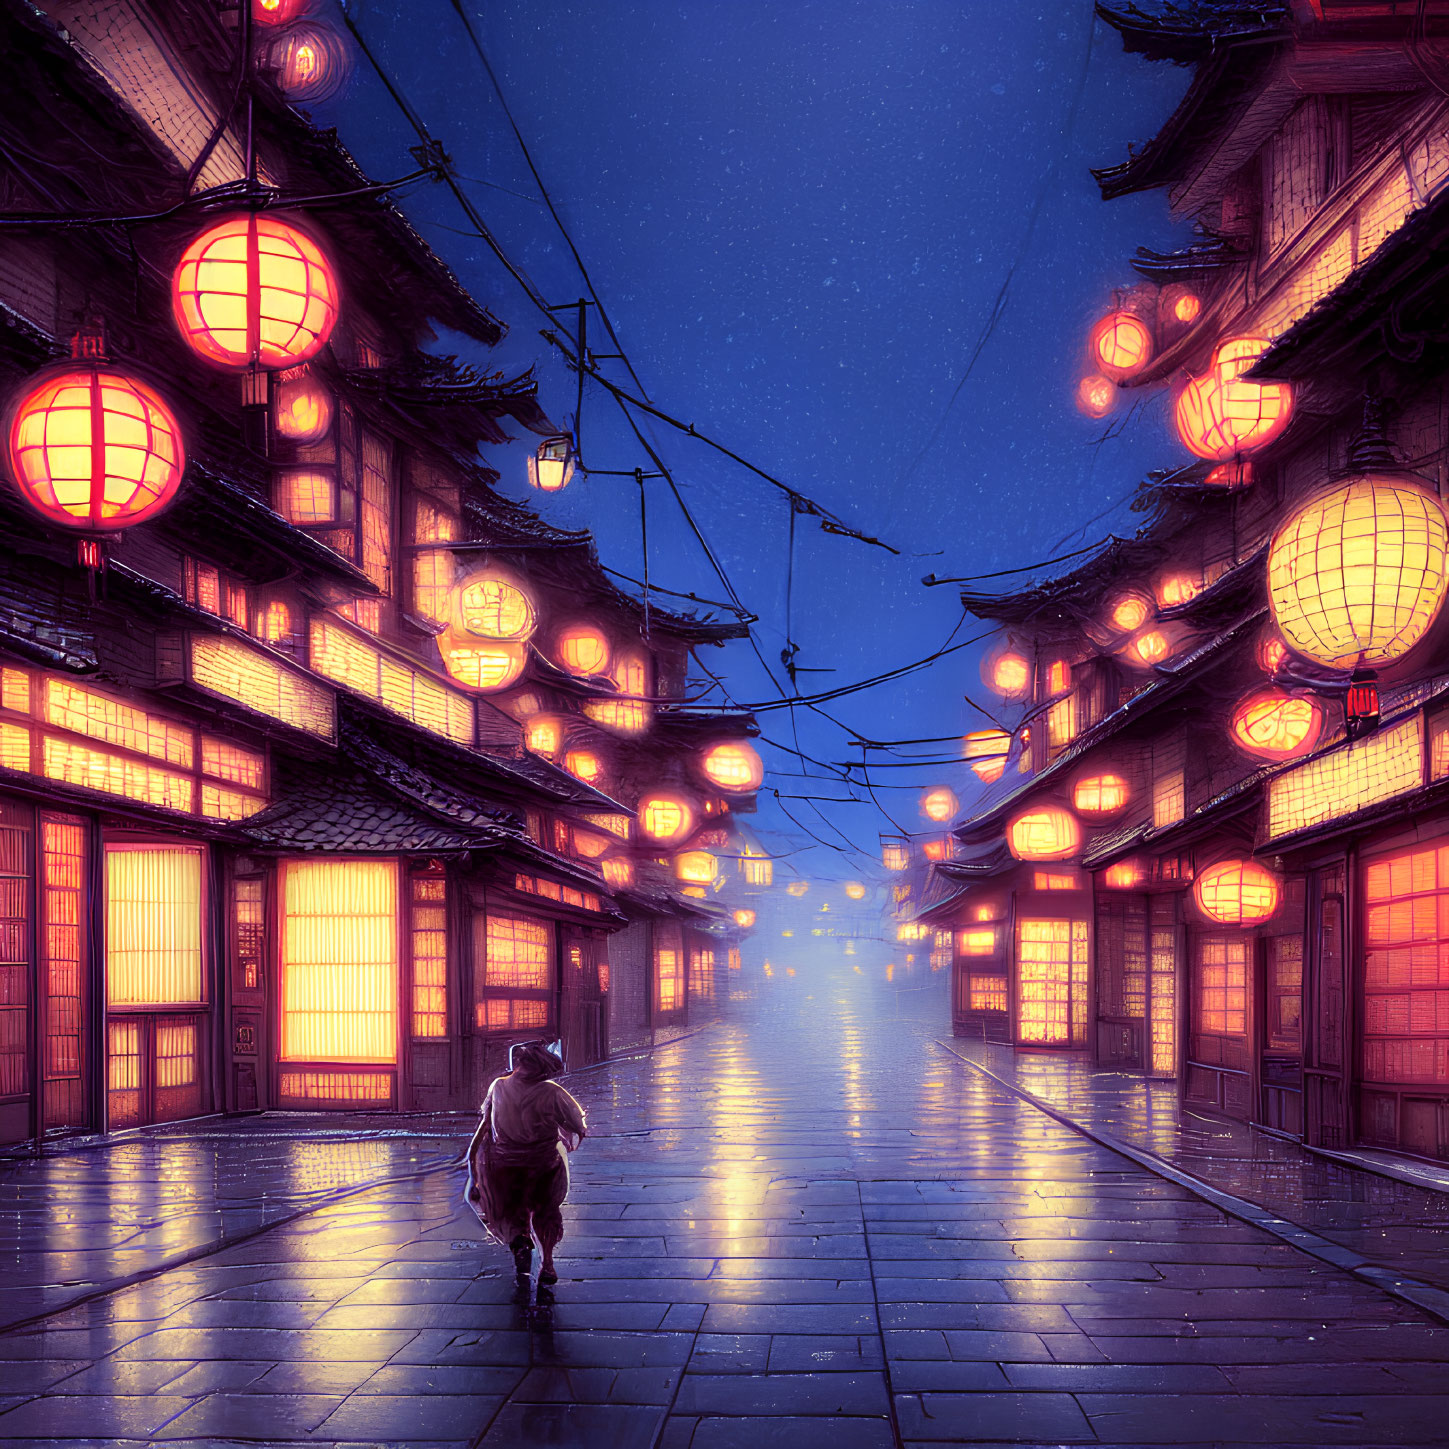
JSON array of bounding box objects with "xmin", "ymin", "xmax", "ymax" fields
[
  {"xmin": 926, "ymin": 1, "xmax": 1449, "ymax": 1165},
  {"xmin": 0, "ymin": 0, "xmax": 760, "ymax": 1144}
]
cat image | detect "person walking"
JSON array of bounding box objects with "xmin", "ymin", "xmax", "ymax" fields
[{"xmin": 465, "ymin": 1040, "xmax": 587, "ymax": 1303}]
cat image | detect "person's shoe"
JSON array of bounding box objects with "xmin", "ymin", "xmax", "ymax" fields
[
  {"xmin": 536, "ymin": 1270, "xmax": 557, "ymax": 1306},
  {"xmin": 509, "ymin": 1235, "xmax": 533, "ymax": 1277}
]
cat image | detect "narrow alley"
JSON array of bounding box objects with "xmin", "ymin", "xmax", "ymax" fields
[{"xmin": 2, "ymin": 948, "xmax": 1447, "ymax": 1448}]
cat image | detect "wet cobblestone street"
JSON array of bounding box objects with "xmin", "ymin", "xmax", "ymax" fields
[{"xmin": 3, "ymin": 953, "xmax": 1449, "ymax": 1447}]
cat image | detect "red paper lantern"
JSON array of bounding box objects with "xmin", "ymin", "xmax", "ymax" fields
[
  {"xmin": 7, "ymin": 361, "xmax": 185, "ymax": 532},
  {"xmin": 172, "ymin": 214, "xmax": 340, "ymax": 371}
]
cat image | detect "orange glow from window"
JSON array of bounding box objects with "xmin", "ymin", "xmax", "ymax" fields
[
  {"xmin": 785, "ymin": 879, "xmax": 809, "ymax": 897},
  {"xmin": 920, "ymin": 786, "xmax": 958, "ymax": 823},
  {"xmin": 456, "ymin": 576, "xmax": 536, "ymax": 641},
  {"xmin": 106, "ymin": 845, "xmax": 203, "ymax": 1005},
  {"xmin": 572, "ymin": 829, "xmax": 611, "ymax": 860},
  {"xmin": 1103, "ymin": 859, "xmax": 1146, "ymax": 889},
  {"xmin": 1007, "ymin": 806, "xmax": 1080, "ymax": 861},
  {"xmin": 674, "ymin": 850, "xmax": 717, "ymax": 884},
  {"xmin": 1047, "ymin": 660, "xmax": 1070, "ymax": 695},
  {"xmin": 281, "ymin": 859, "xmax": 398, "ymax": 1063},
  {"xmin": 1073, "ymin": 774, "xmax": 1128, "ymax": 816},
  {"xmin": 274, "ymin": 469, "xmax": 334, "ymax": 525},
  {"xmin": 583, "ymin": 698, "xmax": 652, "ymax": 734},
  {"xmin": 1033, "ymin": 871, "xmax": 1079, "ymax": 890},
  {"xmin": 8, "ymin": 366, "xmax": 185, "ymax": 532},
  {"xmin": 922, "ymin": 838, "xmax": 950, "ymax": 861},
  {"xmin": 702, "ymin": 740, "xmax": 764, "ymax": 792},
  {"xmin": 272, "ymin": 369, "xmax": 333, "ymax": 442},
  {"xmin": 614, "ymin": 650, "xmax": 649, "ymax": 697},
  {"xmin": 1110, "ymin": 594, "xmax": 1151, "ymax": 632},
  {"xmin": 601, "ymin": 856, "xmax": 633, "ymax": 889},
  {"xmin": 1230, "ymin": 689, "xmax": 1323, "ymax": 762},
  {"xmin": 988, "ymin": 651, "xmax": 1030, "ymax": 699},
  {"xmin": 411, "ymin": 875, "xmax": 447, "ymax": 1039},
  {"xmin": 882, "ymin": 841, "xmax": 909, "ymax": 872},
  {"xmin": 1077, "ymin": 373, "xmax": 1115, "ymax": 418},
  {"xmin": 172, "ymin": 214, "xmax": 339, "ymax": 371},
  {"xmin": 959, "ymin": 927, "xmax": 995, "ymax": 955},
  {"xmin": 1090, "ymin": 310, "xmax": 1153, "ymax": 378},
  {"xmin": 1017, "ymin": 918, "xmax": 1089, "ymax": 1045},
  {"xmin": 844, "ymin": 881, "xmax": 866, "ymax": 900},
  {"xmin": 639, "ymin": 794, "xmax": 693, "ymax": 843},
  {"xmin": 1157, "ymin": 572, "xmax": 1201, "ymax": 608},
  {"xmin": 1194, "ymin": 859, "xmax": 1280, "ymax": 926},
  {"xmin": 733, "ymin": 908, "xmax": 756, "ymax": 928},
  {"xmin": 564, "ymin": 749, "xmax": 603, "ymax": 784},
  {"xmin": 1128, "ymin": 629, "xmax": 1169, "ymax": 666},
  {"xmin": 555, "ymin": 624, "xmax": 610, "ymax": 676},
  {"xmin": 1175, "ymin": 337, "xmax": 1293, "ymax": 464},
  {"xmin": 526, "ymin": 716, "xmax": 562, "ymax": 756},
  {"xmin": 440, "ymin": 632, "xmax": 526, "ymax": 693}
]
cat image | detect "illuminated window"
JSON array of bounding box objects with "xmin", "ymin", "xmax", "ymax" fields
[
  {"xmin": 585, "ymin": 813, "xmax": 630, "ymax": 839},
  {"xmin": 279, "ymin": 1070, "xmax": 391, "ymax": 1103},
  {"xmin": 930, "ymin": 930, "xmax": 952, "ymax": 973},
  {"xmin": 1267, "ymin": 716, "xmax": 1423, "ymax": 842},
  {"xmin": 614, "ymin": 651, "xmax": 649, "ymax": 697},
  {"xmin": 690, "ymin": 947, "xmax": 715, "ymax": 1001},
  {"xmin": 741, "ymin": 853, "xmax": 773, "ymax": 887},
  {"xmin": 275, "ymin": 470, "xmax": 336, "ymax": 525},
  {"xmin": 970, "ymin": 975, "xmax": 1007, "ymax": 1012},
  {"xmin": 565, "ymin": 749, "xmax": 603, "ymax": 785},
  {"xmin": 602, "ymin": 856, "xmax": 633, "ymax": 889},
  {"xmin": 584, "ymin": 699, "xmax": 652, "ymax": 735},
  {"xmin": 1266, "ymin": 929, "xmax": 1303, "ymax": 1053},
  {"xmin": 958, "ymin": 927, "xmax": 995, "ymax": 955},
  {"xmin": 256, "ymin": 599, "xmax": 294, "ymax": 648},
  {"xmin": 234, "ymin": 877, "xmax": 263, "ymax": 992},
  {"xmin": 1007, "ymin": 807, "xmax": 1080, "ymax": 861},
  {"xmin": 555, "ymin": 625, "xmax": 610, "ymax": 676},
  {"xmin": 457, "ymin": 577, "xmax": 536, "ymax": 641},
  {"xmin": 281, "ymin": 860, "xmax": 398, "ymax": 1064},
  {"xmin": 1033, "ymin": 871, "xmax": 1079, "ymax": 891},
  {"xmin": 184, "ymin": 558, "xmax": 220, "ymax": 615},
  {"xmin": 1046, "ymin": 695, "xmax": 1076, "ymax": 753},
  {"xmin": 0, "ymin": 803, "xmax": 30, "ymax": 1097},
  {"xmin": 1149, "ymin": 899, "xmax": 1179, "ymax": 1077},
  {"xmin": 1074, "ymin": 774, "xmax": 1128, "ymax": 816},
  {"xmin": 476, "ymin": 913, "xmax": 552, "ymax": 1032},
  {"xmin": 1046, "ymin": 660, "xmax": 1070, "ymax": 695},
  {"xmin": 1152, "ymin": 771, "xmax": 1185, "ymax": 829},
  {"xmin": 1016, "ymin": 918, "xmax": 1088, "ymax": 1045},
  {"xmin": 190, "ymin": 635, "xmax": 335, "ymax": 738},
  {"xmin": 1195, "ymin": 935, "xmax": 1248, "ymax": 1038},
  {"xmin": 45, "ymin": 680, "xmax": 192, "ymax": 769},
  {"xmin": 42, "ymin": 815, "xmax": 86, "ymax": 1128},
  {"xmin": 311, "ymin": 617, "xmax": 473, "ymax": 745},
  {"xmin": 106, "ymin": 845, "xmax": 204, "ymax": 1005},
  {"xmin": 411, "ymin": 874, "xmax": 447, "ymax": 1039},
  {"xmin": 359, "ymin": 431, "xmax": 393, "ymax": 595},
  {"xmin": 655, "ymin": 924, "xmax": 685, "ymax": 1014},
  {"xmin": 526, "ymin": 717, "xmax": 562, "ymax": 757},
  {"xmin": 1433, "ymin": 719, "xmax": 1449, "ymax": 780},
  {"xmin": 411, "ymin": 552, "xmax": 453, "ymax": 627},
  {"xmin": 639, "ymin": 795, "xmax": 693, "ymax": 844}
]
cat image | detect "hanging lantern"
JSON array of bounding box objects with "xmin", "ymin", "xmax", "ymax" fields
[
  {"xmin": 1103, "ymin": 858, "xmax": 1146, "ymax": 889},
  {"xmin": 920, "ymin": 786, "xmax": 958, "ymax": 823},
  {"xmin": 1109, "ymin": 593, "xmax": 1151, "ymax": 633},
  {"xmin": 1268, "ymin": 476, "xmax": 1449, "ymax": 670},
  {"xmin": 565, "ymin": 749, "xmax": 603, "ymax": 784},
  {"xmin": 1077, "ymin": 374, "xmax": 1115, "ymax": 419},
  {"xmin": 439, "ymin": 632, "xmax": 526, "ymax": 692},
  {"xmin": 262, "ymin": 22, "xmax": 351, "ymax": 103},
  {"xmin": 675, "ymin": 850, "xmax": 717, "ymax": 885},
  {"xmin": 1229, "ymin": 689, "xmax": 1323, "ymax": 762},
  {"xmin": 1257, "ymin": 632, "xmax": 1288, "ymax": 676},
  {"xmin": 964, "ymin": 727, "xmax": 1010, "ymax": 783},
  {"xmin": 1007, "ymin": 806, "xmax": 1080, "ymax": 861},
  {"xmin": 1345, "ymin": 669, "xmax": 1381, "ymax": 741},
  {"xmin": 455, "ymin": 575, "xmax": 536, "ymax": 641},
  {"xmin": 555, "ymin": 624, "xmax": 610, "ymax": 676},
  {"xmin": 1073, "ymin": 774, "xmax": 1128, "ymax": 817},
  {"xmin": 1169, "ymin": 288, "xmax": 1202, "ymax": 325},
  {"xmin": 1175, "ymin": 337, "xmax": 1293, "ymax": 479},
  {"xmin": 271, "ymin": 367, "xmax": 333, "ymax": 443},
  {"xmin": 253, "ymin": 0, "xmax": 310, "ymax": 22},
  {"xmin": 1194, "ymin": 858, "xmax": 1280, "ymax": 926},
  {"xmin": 985, "ymin": 650, "xmax": 1030, "ymax": 700},
  {"xmin": 584, "ymin": 699, "xmax": 652, "ymax": 735},
  {"xmin": 1126, "ymin": 629, "xmax": 1169, "ymax": 666},
  {"xmin": 639, "ymin": 794, "xmax": 693, "ymax": 844},
  {"xmin": 1156, "ymin": 573, "xmax": 1200, "ymax": 608},
  {"xmin": 6, "ymin": 345, "xmax": 186, "ymax": 534},
  {"xmin": 525, "ymin": 715, "xmax": 563, "ymax": 757},
  {"xmin": 785, "ymin": 880, "xmax": 809, "ymax": 897},
  {"xmin": 844, "ymin": 881, "xmax": 866, "ymax": 901},
  {"xmin": 702, "ymin": 740, "xmax": 764, "ymax": 792},
  {"xmin": 733, "ymin": 908, "xmax": 756, "ymax": 929},
  {"xmin": 173, "ymin": 214, "xmax": 340, "ymax": 372},
  {"xmin": 1090, "ymin": 310, "xmax": 1153, "ymax": 379},
  {"xmin": 528, "ymin": 435, "xmax": 577, "ymax": 493}
]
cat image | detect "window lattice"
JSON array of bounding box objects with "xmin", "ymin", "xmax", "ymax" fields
[
  {"xmin": 1267, "ymin": 717, "xmax": 1422, "ymax": 841},
  {"xmin": 106, "ymin": 845, "xmax": 204, "ymax": 1006},
  {"xmin": 1016, "ymin": 918, "xmax": 1088, "ymax": 1045}
]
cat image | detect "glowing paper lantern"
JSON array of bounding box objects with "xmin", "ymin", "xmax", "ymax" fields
[
  {"xmin": 921, "ymin": 786, "xmax": 958, "ymax": 823},
  {"xmin": 555, "ymin": 624, "xmax": 610, "ymax": 676},
  {"xmin": 785, "ymin": 880, "xmax": 809, "ymax": 897},
  {"xmin": 1103, "ymin": 859, "xmax": 1146, "ymax": 889},
  {"xmin": 172, "ymin": 215, "xmax": 339, "ymax": 372},
  {"xmin": 1073, "ymin": 774, "xmax": 1128, "ymax": 817},
  {"xmin": 6, "ymin": 364, "xmax": 185, "ymax": 531},
  {"xmin": 263, "ymin": 23, "xmax": 351, "ymax": 103},
  {"xmin": 733, "ymin": 908, "xmax": 756, "ymax": 928},
  {"xmin": 456, "ymin": 576, "xmax": 535, "ymax": 640},
  {"xmin": 584, "ymin": 699, "xmax": 651, "ymax": 735},
  {"xmin": 674, "ymin": 851, "xmax": 717, "ymax": 885},
  {"xmin": 1157, "ymin": 573, "xmax": 1200, "ymax": 608},
  {"xmin": 253, "ymin": 0, "xmax": 308, "ymax": 22},
  {"xmin": 1127, "ymin": 630, "xmax": 1168, "ymax": 666},
  {"xmin": 844, "ymin": 882, "xmax": 867, "ymax": 901},
  {"xmin": 1110, "ymin": 593, "xmax": 1151, "ymax": 632},
  {"xmin": 565, "ymin": 749, "xmax": 603, "ymax": 784},
  {"xmin": 639, "ymin": 794, "xmax": 693, "ymax": 844},
  {"xmin": 702, "ymin": 741, "xmax": 764, "ymax": 792},
  {"xmin": 1175, "ymin": 337, "xmax": 1293, "ymax": 470},
  {"xmin": 1258, "ymin": 633, "xmax": 1288, "ymax": 676},
  {"xmin": 525, "ymin": 716, "xmax": 562, "ymax": 757},
  {"xmin": 1229, "ymin": 689, "xmax": 1323, "ymax": 762},
  {"xmin": 272, "ymin": 368, "xmax": 333, "ymax": 442},
  {"xmin": 1268, "ymin": 477, "xmax": 1449, "ymax": 669},
  {"xmin": 528, "ymin": 435, "xmax": 576, "ymax": 493},
  {"xmin": 439, "ymin": 632, "xmax": 526, "ymax": 692},
  {"xmin": 1194, "ymin": 858, "xmax": 1280, "ymax": 926},
  {"xmin": 1077, "ymin": 374, "xmax": 1115, "ymax": 419},
  {"xmin": 1172, "ymin": 290, "xmax": 1202, "ymax": 324},
  {"xmin": 987, "ymin": 651, "xmax": 1030, "ymax": 700},
  {"xmin": 1090, "ymin": 310, "xmax": 1153, "ymax": 379},
  {"xmin": 964, "ymin": 729, "xmax": 1010, "ymax": 784},
  {"xmin": 1007, "ymin": 806, "xmax": 1080, "ymax": 861}
]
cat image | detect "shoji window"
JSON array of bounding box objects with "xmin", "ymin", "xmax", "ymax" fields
[
  {"xmin": 0, "ymin": 801, "xmax": 30, "ymax": 1097},
  {"xmin": 655, "ymin": 922, "xmax": 684, "ymax": 1014},
  {"xmin": 42, "ymin": 815, "xmax": 86, "ymax": 1127},
  {"xmin": 1016, "ymin": 918, "xmax": 1088, "ymax": 1045},
  {"xmin": 410, "ymin": 874, "xmax": 447, "ymax": 1038},
  {"xmin": 689, "ymin": 946, "xmax": 715, "ymax": 1002},
  {"xmin": 475, "ymin": 913, "xmax": 552, "ymax": 1032},
  {"xmin": 106, "ymin": 845, "xmax": 204, "ymax": 1005},
  {"xmin": 1195, "ymin": 935, "xmax": 1250, "ymax": 1038},
  {"xmin": 281, "ymin": 860, "xmax": 398, "ymax": 1063}
]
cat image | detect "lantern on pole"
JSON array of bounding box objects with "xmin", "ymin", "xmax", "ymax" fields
[
  {"xmin": 6, "ymin": 328, "xmax": 186, "ymax": 546},
  {"xmin": 528, "ymin": 435, "xmax": 577, "ymax": 493}
]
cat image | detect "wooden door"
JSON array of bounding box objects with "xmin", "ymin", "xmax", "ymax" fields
[{"xmin": 1304, "ymin": 862, "xmax": 1349, "ymax": 1150}]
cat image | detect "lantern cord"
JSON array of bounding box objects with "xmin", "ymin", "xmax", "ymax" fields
[
  {"xmin": 922, "ymin": 538, "xmax": 1112, "ymax": 587},
  {"xmin": 598, "ymin": 566, "xmax": 754, "ymax": 621},
  {"xmin": 183, "ymin": 2, "xmax": 251, "ymax": 200},
  {"xmin": 770, "ymin": 791, "xmax": 869, "ymax": 860}
]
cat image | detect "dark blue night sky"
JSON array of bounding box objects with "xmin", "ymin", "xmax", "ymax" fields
[{"xmin": 331, "ymin": 1, "xmax": 1192, "ymax": 869}]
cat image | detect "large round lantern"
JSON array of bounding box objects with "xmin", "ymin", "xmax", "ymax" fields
[
  {"xmin": 920, "ymin": 786, "xmax": 958, "ymax": 823},
  {"xmin": 1175, "ymin": 337, "xmax": 1293, "ymax": 475},
  {"xmin": 1194, "ymin": 858, "xmax": 1280, "ymax": 926},
  {"xmin": 172, "ymin": 215, "xmax": 340, "ymax": 371},
  {"xmin": 964, "ymin": 728, "xmax": 1010, "ymax": 783},
  {"xmin": 785, "ymin": 880, "xmax": 809, "ymax": 897},
  {"xmin": 1126, "ymin": 629, "xmax": 1169, "ymax": 666},
  {"xmin": 1077, "ymin": 375, "xmax": 1115, "ymax": 419},
  {"xmin": 1090, "ymin": 310, "xmax": 1153, "ymax": 379},
  {"xmin": 1229, "ymin": 689, "xmax": 1323, "ymax": 762},
  {"xmin": 555, "ymin": 624, "xmax": 610, "ymax": 676},
  {"xmin": 733, "ymin": 908, "xmax": 756, "ymax": 929},
  {"xmin": 674, "ymin": 851, "xmax": 717, "ymax": 885},
  {"xmin": 1006, "ymin": 806, "xmax": 1080, "ymax": 861},
  {"xmin": 1109, "ymin": 593, "xmax": 1151, "ymax": 633},
  {"xmin": 702, "ymin": 741, "xmax": 764, "ymax": 792},
  {"xmin": 456, "ymin": 575, "xmax": 536, "ymax": 641},
  {"xmin": 7, "ymin": 364, "xmax": 185, "ymax": 532},
  {"xmin": 639, "ymin": 794, "xmax": 693, "ymax": 845},
  {"xmin": 985, "ymin": 650, "xmax": 1030, "ymax": 700},
  {"xmin": 1268, "ymin": 476, "xmax": 1449, "ymax": 669},
  {"xmin": 1073, "ymin": 774, "xmax": 1128, "ymax": 817},
  {"xmin": 844, "ymin": 881, "xmax": 867, "ymax": 901},
  {"xmin": 439, "ymin": 632, "xmax": 526, "ymax": 692}
]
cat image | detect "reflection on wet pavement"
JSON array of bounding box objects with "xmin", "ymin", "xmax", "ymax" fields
[{"xmin": 1, "ymin": 941, "xmax": 1449, "ymax": 1446}]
